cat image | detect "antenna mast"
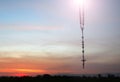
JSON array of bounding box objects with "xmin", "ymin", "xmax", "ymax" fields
[{"xmin": 79, "ymin": 0, "xmax": 86, "ymax": 69}]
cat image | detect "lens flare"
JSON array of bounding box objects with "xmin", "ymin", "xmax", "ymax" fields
[{"xmin": 74, "ymin": 0, "xmax": 84, "ymax": 6}]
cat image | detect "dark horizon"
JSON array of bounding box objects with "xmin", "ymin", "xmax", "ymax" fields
[
  {"xmin": 0, "ymin": 73, "xmax": 120, "ymax": 77},
  {"xmin": 0, "ymin": 74, "xmax": 120, "ymax": 82}
]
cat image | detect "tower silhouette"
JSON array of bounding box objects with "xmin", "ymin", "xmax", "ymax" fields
[{"xmin": 79, "ymin": 0, "xmax": 86, "ymax": 69}]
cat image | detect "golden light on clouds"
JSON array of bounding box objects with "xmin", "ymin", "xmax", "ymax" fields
[
  {"xmin": 0, "ymin": 69, "xmax": 45, "ymax": 73},
  {"xmin": 14, "ymin": 69, "xmax": 45, "ymax": 73}
]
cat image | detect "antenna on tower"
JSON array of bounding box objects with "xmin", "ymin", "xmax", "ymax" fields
[{"xmin": 79, "ymin": 0, "xmax": 86, "ymax": 69}]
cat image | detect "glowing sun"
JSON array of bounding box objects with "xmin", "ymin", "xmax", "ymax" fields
[{"xmin": 74, "ymin": 0, "xmax": 84, "ymax": 6}]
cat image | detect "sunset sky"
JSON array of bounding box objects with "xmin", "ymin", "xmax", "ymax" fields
[{"xmin": 0, "ymin": 0, "xmax": 120, "ymax": 76}]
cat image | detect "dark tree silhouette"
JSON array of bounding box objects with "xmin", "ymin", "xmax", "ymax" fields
[{"xmin": 0, "ymin": 74, "xmax": 120, "ymax": 82}]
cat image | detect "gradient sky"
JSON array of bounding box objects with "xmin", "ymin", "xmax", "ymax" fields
[{"xmin": 0, "ymin": 0, "xmax": 120, "ymax": 76}]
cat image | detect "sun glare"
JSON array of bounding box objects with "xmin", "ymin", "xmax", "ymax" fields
[
  {"xmin": 74, "ymin": 0, "xmax": 84, "ymax": 6},
  {"xmin": 77, "ymin": 0, "xmax": 84, "ymax": 4},
  {"xmin": 14, "ymin": 73, "xmax": 28, "ymax": 77}
]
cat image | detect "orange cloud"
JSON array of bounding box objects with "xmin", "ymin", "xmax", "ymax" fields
[
  {"xmin": 15, "ymin": 69, "xmax": 45, "ymax": 73},
  {"xmin": 0, "ymin": 68, "xmax": 46, "ymax": 76},
  {"xmin": 0, "ymin": 52, "xmax": 80, "ymax": 76},
  {"xmin": 0, "ymin": 69, "xmax": 45, "ymax": 73}
]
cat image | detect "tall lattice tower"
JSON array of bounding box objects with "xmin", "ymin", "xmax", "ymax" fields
[{"xmin": 79, "ymin": 0, "xmax": 86, "ymax": 69}]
